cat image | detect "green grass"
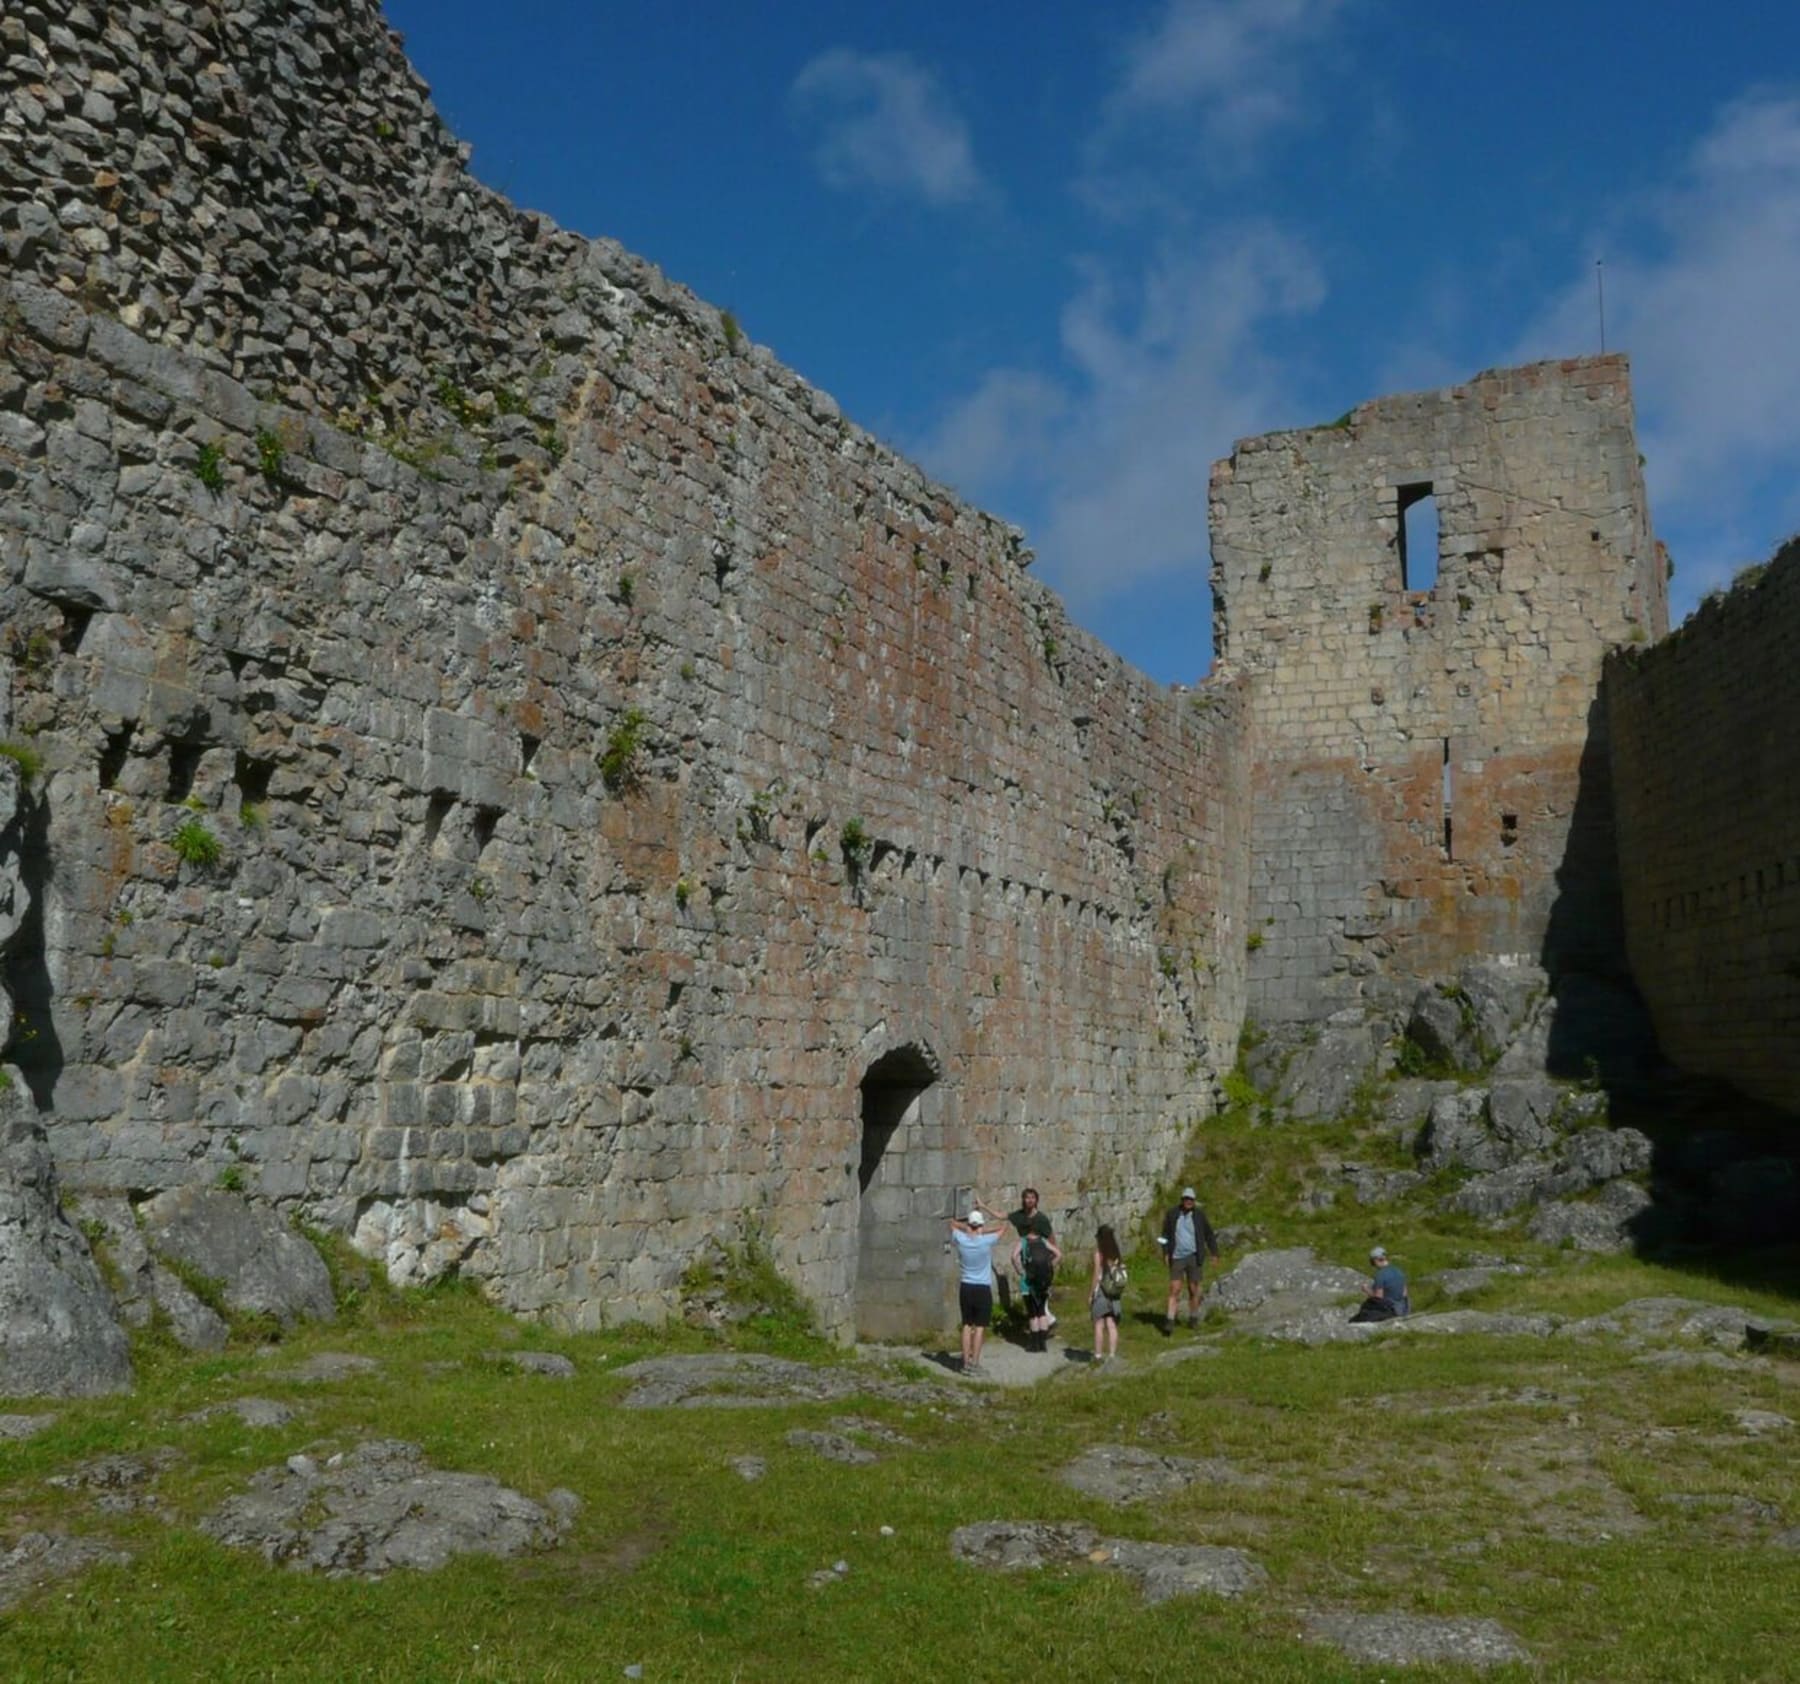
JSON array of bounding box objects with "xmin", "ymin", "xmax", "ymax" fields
[
  {"xmin": 5, "ymin": 1070, "xmax": 1798, "ymax": 1680},
  {"xmin": 0, "ymin": 736, "xmax": 45, "ymax": 787}
]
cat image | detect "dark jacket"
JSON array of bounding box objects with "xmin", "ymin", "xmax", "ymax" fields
[{"xmin": 1161, "ymin": 1202, "xmax": 1219, "ymax": 1260}]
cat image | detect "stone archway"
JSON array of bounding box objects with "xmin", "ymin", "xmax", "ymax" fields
[{"xmin": 853, "ymin": 1041, "xmax": 947, "ymax": 1339}]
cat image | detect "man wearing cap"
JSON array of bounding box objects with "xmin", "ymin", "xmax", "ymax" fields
[
  {"xmin": 1158, "ymin": 1186, "xmax": 1221, "ymax": 1332},
  {"xmin": 1351, "ymin": 1246, "xmax": 1409, "ymax": 1321},
  {"xmin": 948, "ymin": 1203, "xmax": 1011, "ymax": 1375}
]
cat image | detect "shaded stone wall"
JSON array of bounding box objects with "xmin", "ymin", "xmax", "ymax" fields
[
  {"xmin": 1210, "ymin": 360, "xmax": 1665, "ymax": 1025},
  {"xmin": 1606, "ymin": 542, "xmax": 1800, "ymax": 1116},
  {"xmin": 0, "ymin": 0, "xmax": 1250, "ymax": 1333}
]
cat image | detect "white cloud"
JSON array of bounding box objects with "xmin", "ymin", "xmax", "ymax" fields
[
  {"xmin": 790, "ymin": 49, "xmax": 984, "ymax": 206},
  {"xmin": 917, "ymin": 227, "xmax": 1326, "ymax": 605},
  {"xmin": 1516, "ymin": 92, "xmax": 1800, "ymax": 602},
  {"xmin": 1106, "ymin": 0, "xmax": 1349, "ymax": 153}
]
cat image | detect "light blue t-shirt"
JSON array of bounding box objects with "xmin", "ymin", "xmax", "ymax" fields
[
  {"xmin": 954, "ymin": 1229, "xmax": 1000, "ymax": 1286},
  {"xmin": 1172, "ymin": 1211, "xmax": 1198, "ymax": 1259}
]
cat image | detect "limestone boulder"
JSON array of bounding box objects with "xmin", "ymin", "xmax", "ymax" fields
[
  {"xmin": 138, "ymin": 1188, "xmax": 334, "ymax": 1327},
  {"xmin": 0, "ymin": 1086, "xmax": 133, "ymax": 1397},
  {"xmin": 1529, "ymin": 1181, "xmax": 1652, "ymax": 1252},
  {"xmin": 1209, "ymin": 1248, "xmax": 1367, "ymax": 1315},
  {"xmin": 1248, "ymin": 1012, "xmax": 1383, "ymax": 1122}
]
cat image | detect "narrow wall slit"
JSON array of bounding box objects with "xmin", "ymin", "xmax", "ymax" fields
[
  {"xmin": 1442, "ymin": 739, "xmax": 1454, "ymax": 861},
  {"xmin": 853, "ymin": 1043, "xmax": 940, "ymax": 1340}
]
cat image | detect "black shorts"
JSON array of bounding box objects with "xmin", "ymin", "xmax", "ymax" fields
[
  {"xmin": 959, "ymin": 1283, "xmax": 993, "ymax": 1327},
  {"xmin": 1022, "ymin": 1273, "xmax": 1053, "ymax": 1313}
]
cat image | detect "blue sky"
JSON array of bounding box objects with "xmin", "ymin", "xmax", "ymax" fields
[{"xmin": 385, "ymin": 1, "xmax": 1800, "ymax": 684}]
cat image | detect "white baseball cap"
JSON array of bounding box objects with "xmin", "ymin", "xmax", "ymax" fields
[
  {"xmin": 1181, "ymin": 1187, "xmax": 1197, "ymax": 1200},
  {"xmin": 1370, "ymin": 1246, "xmax": 1388, "ymax": 1261},
  {"xmin": 967, "ymin": 1208, "xmax": 984, "ymax": 1225}
]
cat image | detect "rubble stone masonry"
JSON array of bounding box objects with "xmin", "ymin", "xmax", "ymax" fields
[
  {"xmin": 1606, "ymin": 541, "xmax": 1800, "ymax": 1115},
  {"xmin": 0, "ymin": 0, "xmax": 1250, "ymax": 1334}
]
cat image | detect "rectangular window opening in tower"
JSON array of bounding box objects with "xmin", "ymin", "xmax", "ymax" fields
[{"xmin": 1399, "ymin": 483, "xmax": 1439, "ymax": 592}]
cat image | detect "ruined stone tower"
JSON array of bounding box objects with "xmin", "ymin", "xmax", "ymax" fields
[{"xmin": 1210, "ymin": 360, "xmax": 1668, "ymax": 1026}]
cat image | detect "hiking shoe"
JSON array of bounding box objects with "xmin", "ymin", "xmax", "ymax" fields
[{"xmin": 1162, "ymin": 1316, "xmax": 1174, "ymax": 1337}]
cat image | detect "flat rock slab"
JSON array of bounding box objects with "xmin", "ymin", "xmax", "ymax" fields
[
  {"xmin": 1435, "ymin": 1264, "xmax": 1531, "ymax": 1297},
  {"xmin": 1058, "ymin": 1444, "xmax": 1252, "ymax": 1505},
  {"xmin": 828, "ymin": 1414, "xmax": 915, "ymax": 1446},
  {"xmin": 1210, "ymin": 1248, "xmax": 1368, "ymax": 1315},
  {"xmin": 1562, "ymin": 1297, "xmax": 1795, "ymax": 1350},
  {"xmin": 612, "ymin": 1353, "xmax": 955, "ymax": 1410},
  {"xmin": 785, "ymin": 1429, "xmax": 878, "ymax": 1465},
  {"xmin": 950, "ymin": 1520, "xmax": 1264, "ymax": 1604},
  {"xmin": 185, "ymin": 1397, "xmax": 298, "ymax": 1428},
  {"xmin": 1734, "ymin": 1410, "xmax": 1794, "ymax": 1435},
  {"xmin": 139, "ymin": 1188, "xmax": 334, "ymax": 1327},
  {"xmin": 728, "ymin": 1456, "xmax": 766, "ymax": 1482},
  {"xmin": 200, "ymin": 1439, "xmax": 576, "ymax": 1577},
  {"xmin": 486, "ymin": 1350, "xmax": 576, "ymax": 1378},
  {"xmin": 274, "ymin": 1352, "xmax": 381, "ymax": 1384},
  {"xmin": 47, "ymin": 1447, "xmax": 178, "ymax": 1512},
  {"xmin": 1302, "ymin": 1611, "xmax": 1529, "ymax": 1669},
  {"xmin": 1395, "ymin": 1310, "xmax": 1559, "ymax": 1340},
  {"xmin": 0, "ymin": 1530, "xmax": 131, "ymax": 1614},
  {"xmin": 0, "ymin": 1413, "xmax": 58, "ymax": 1440}
]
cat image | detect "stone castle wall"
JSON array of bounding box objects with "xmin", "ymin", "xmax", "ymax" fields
[
  {"xmin": 0, "ymin": 0, "xmax": 1251, "ymax": 1335},
  {"xmin": 1210, "ymin": 361, "xmax": 1666, "ymax": 1024},
  {"xmin": 1606, "ymin": 541, "xmax": 1800, "ymax": 1114}
]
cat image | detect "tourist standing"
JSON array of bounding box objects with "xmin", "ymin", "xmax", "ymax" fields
[
  {"xmin": 1089, "ymin": 1224, "xmax": 1126, "ymax": 1363},
  {"xmin": 1013, "ymin": 1221, "xmax": 1062, "ymax": 1352},
  {"xmin": 949, "ymin": 1205, "xmax": 1010, "ymax": 1374},
  {"xmin": 1004, "ymin": 1187, "xmax": 1055, "ymax": 1319},
  {"xmin": 1159, "ymin": 1185, "xmax": 1221, "ymax": 1332}
]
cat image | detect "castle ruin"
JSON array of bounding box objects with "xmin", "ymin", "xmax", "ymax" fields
[{"xmin": 1, "ymin": 1, "xmax": 1795, "ymax": 1363}]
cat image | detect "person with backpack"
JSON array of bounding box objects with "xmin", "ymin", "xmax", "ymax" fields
[
  {"xmin": 1089, "ymin": 1224, "xmax": 1127, "ymax": 1364},
  {"xmin": 1012, "ymin": 1218, "xmax": 1063, "ymax": 1352}
]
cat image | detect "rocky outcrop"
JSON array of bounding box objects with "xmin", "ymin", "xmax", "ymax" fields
[
  {"xmin": 199, "ymin": 1439, "xmax": 579, "ymax": 1576},
  {"xmin": 0, "ymin": 762, "xmax": 132, "ymax": 1394}
]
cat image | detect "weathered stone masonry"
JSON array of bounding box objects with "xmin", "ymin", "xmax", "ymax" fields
[
  {"xmin": 0, "ymin": 0, "xmax": 1250, "ymax": 1336},
  {"xmin": 1210, "ymin": 361, "xmax": 1667, "ymax": 1026},
  {"xmin": 1606, "ymin": 540, "xmax": 1800, "ymax": 1115},
  {"xmin": 5, "ymin": 0, "xmax": 1796, "ymax": 1370}
]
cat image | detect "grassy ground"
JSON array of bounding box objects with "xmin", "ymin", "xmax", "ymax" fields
[{"xmin": 5, "ymin": 1090, "xmax": 1799, "ymax": 1682}]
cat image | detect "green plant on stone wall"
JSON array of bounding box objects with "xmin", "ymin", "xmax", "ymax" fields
[
  {"xmin": 1245, "ymin": 931, "xmax": 1264, "ymax": 953},
  {"xmin": 195, "ymin": 440, "xmax": 226, "ymax": 493},
  {"xmin": 839, "ymin": 816, "xmax": 872, "ymax": 876},
  {"xmin": 170, "ymin": 817, "xmax": 223, "ymax": 869},
  {"xmin": 254, "ymin": 427, "xmax": 286, "ymax": 486},
  {"xmin": 600, "ymin": 708, "xmax": 648, "ymax": 794},
  {"xmin": 0, "ymin": 739, "xmax": 45, "ymax": 788},
  {"xmin": 721, "ymin": 310, "xmax": 742, "ymax": 354}
]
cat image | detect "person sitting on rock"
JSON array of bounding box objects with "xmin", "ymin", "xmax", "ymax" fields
[{"xmin": 1350, "ymin": 1245, "xmax": 1410, "ymax": 1322}]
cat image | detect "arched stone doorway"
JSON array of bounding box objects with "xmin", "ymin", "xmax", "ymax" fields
[{"xmin": 853, "ymin": 1042, "xmax": 948, "ymax": 1340}]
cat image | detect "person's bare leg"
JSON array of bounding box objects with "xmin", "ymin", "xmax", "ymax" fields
[
  {"xmin": 1165, "ymin": 1276, "xmax": 1179, "ymax": 1327},
  {"xmin": 970, "ymin": 1323, "xmax": 986, "ymax": 1369},
  {"xmin": 1107, "ymin": 1317, "xmax": 1119, "ymax": 1358}
]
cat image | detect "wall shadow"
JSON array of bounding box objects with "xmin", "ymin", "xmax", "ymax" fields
[
  {"xmin": 1542, "ymin": 686, "xmax": 1800, "ymax": 1299},
  {"xmin": 1, "ymin": 782, "xmax": 64, "ymax": 1108}
]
